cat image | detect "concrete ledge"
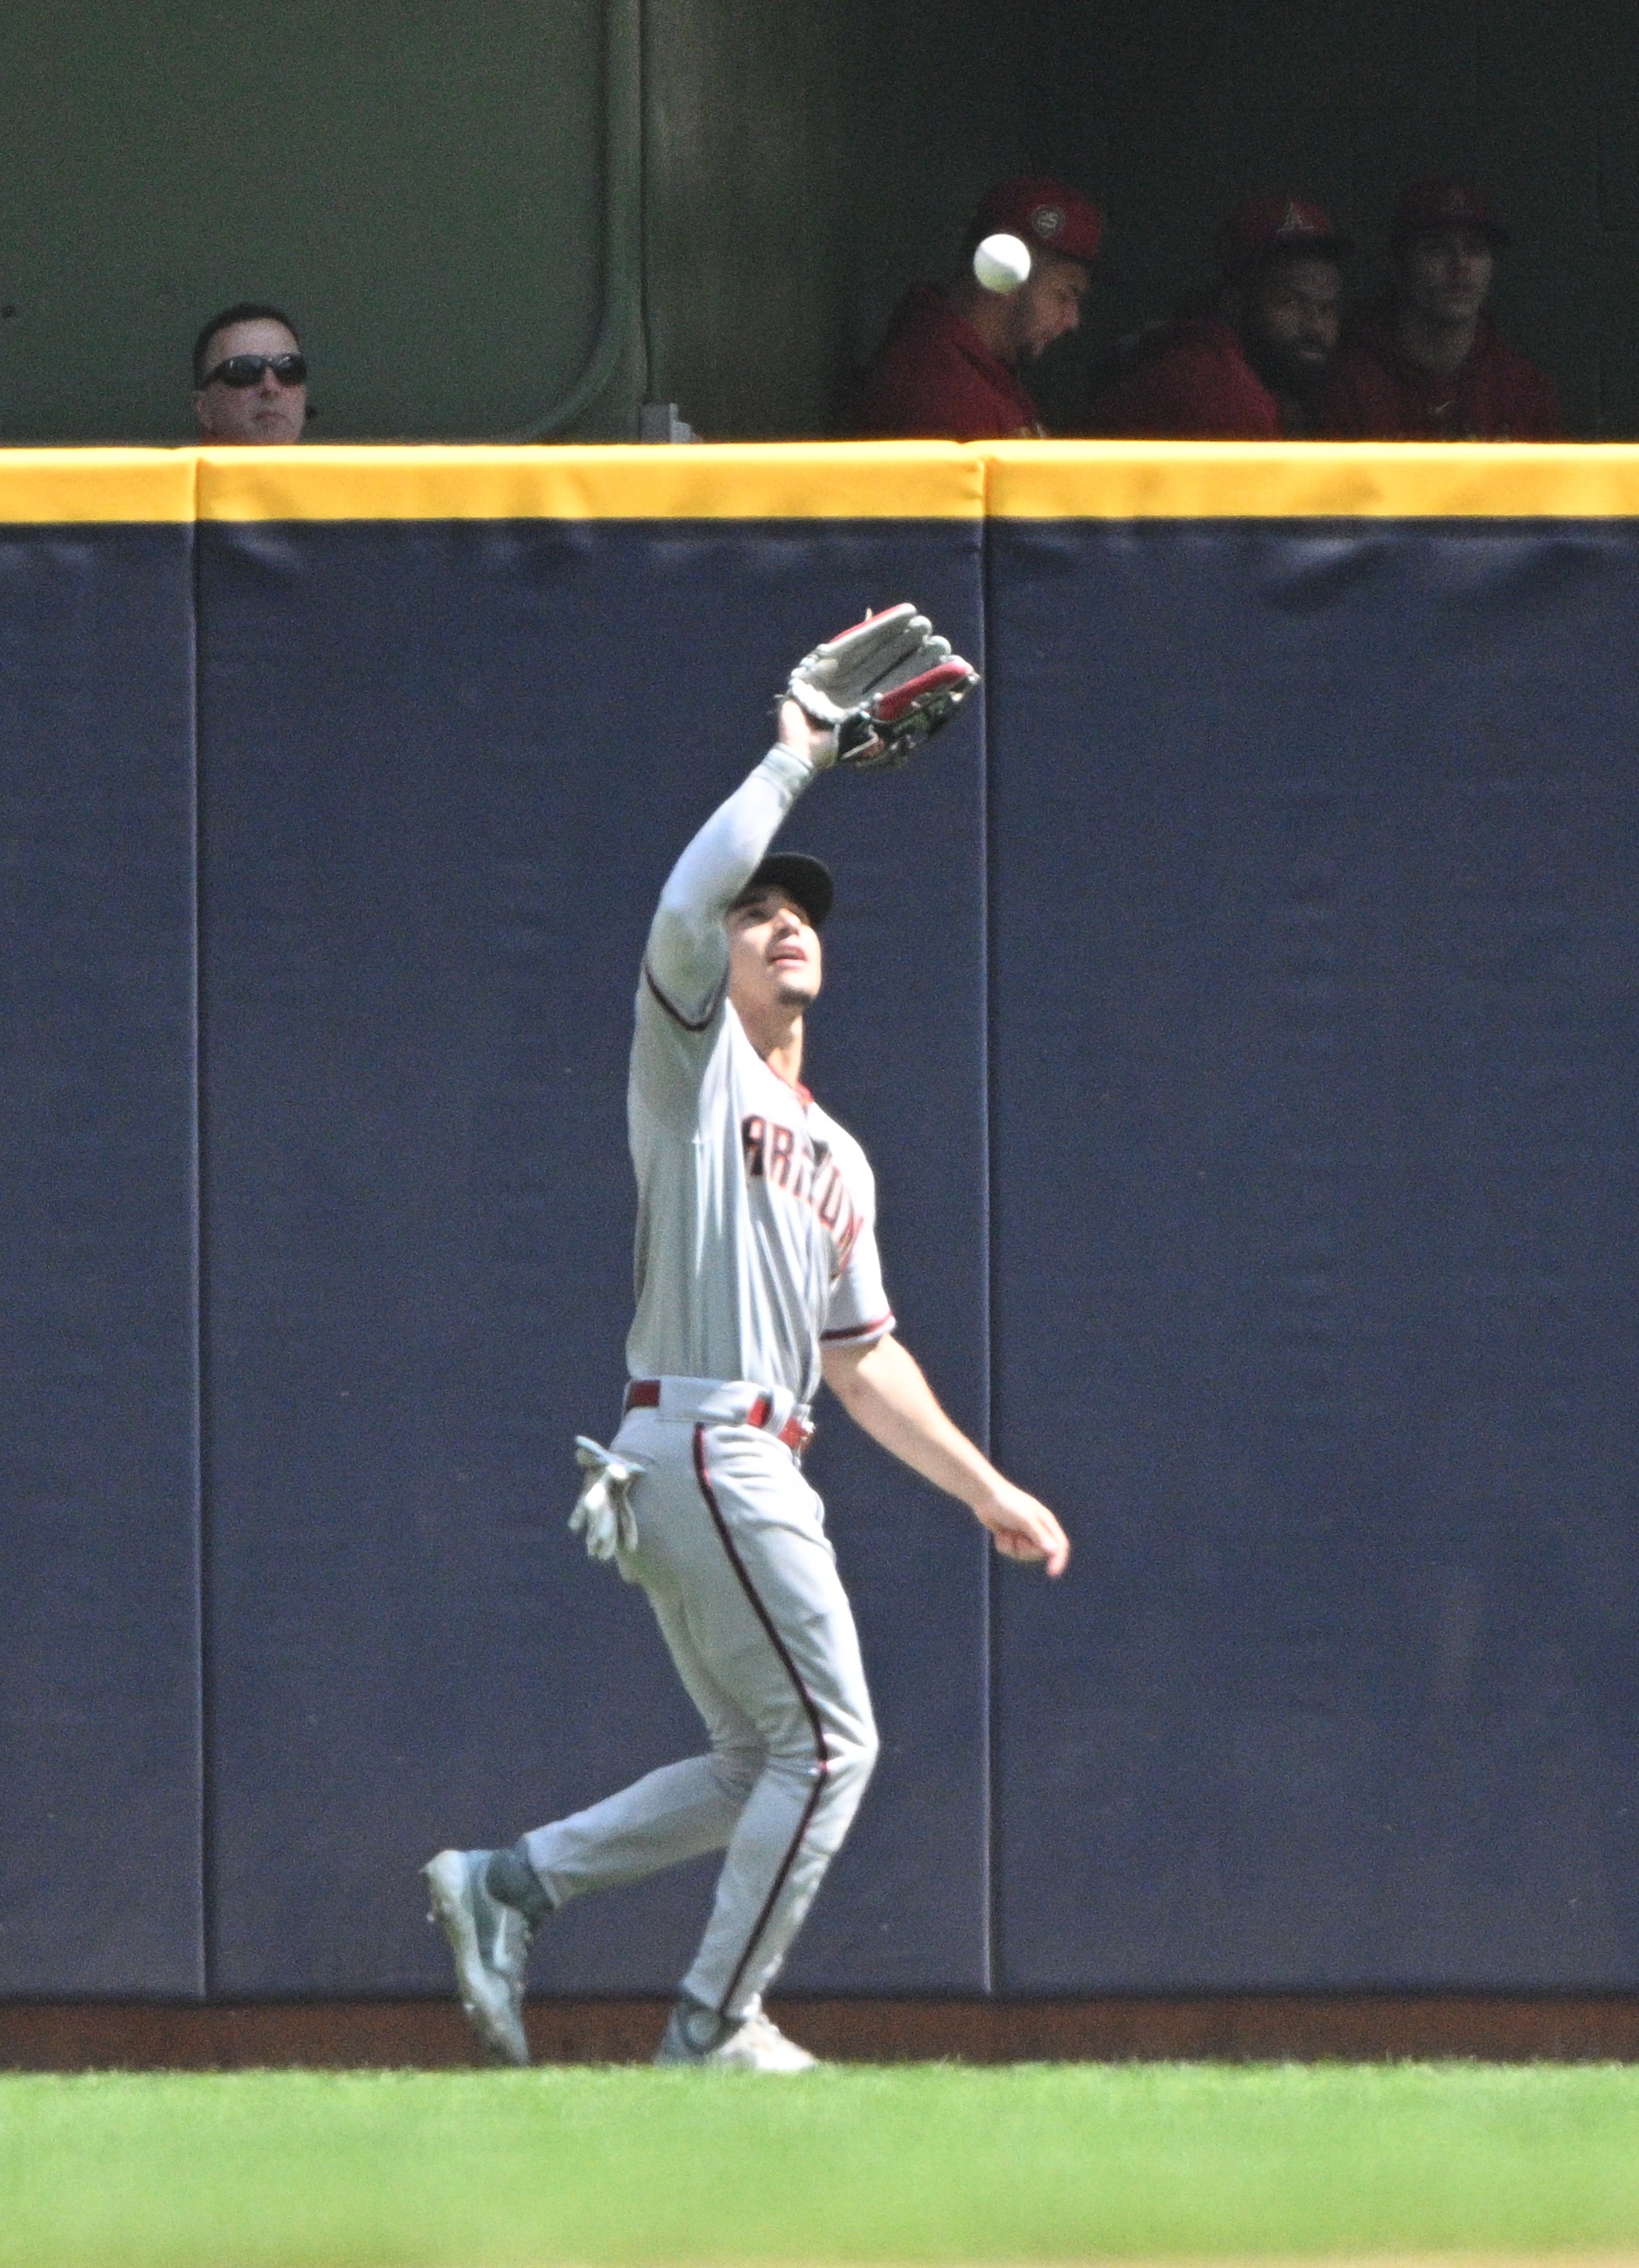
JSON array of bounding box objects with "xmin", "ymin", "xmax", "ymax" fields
[{"xmin": 5, "ymin": 1996, "xmax": 1639, "ymax": 2069}]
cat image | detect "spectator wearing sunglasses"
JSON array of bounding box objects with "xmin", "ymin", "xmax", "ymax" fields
[{"xmin": 192, "ymin": 302, "xmax": 309, "ymax": 443}]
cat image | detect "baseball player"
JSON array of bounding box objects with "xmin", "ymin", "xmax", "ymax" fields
[{"xmin": 425, "ymin": 606, "xmax": 1069, "ymax": 2072}]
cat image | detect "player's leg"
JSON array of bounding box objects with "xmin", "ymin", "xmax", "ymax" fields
[
  {"xmin": 427, "ymin": 1423, "xmax": 873, "ymax": 2070},
  {"xmin": 425, "ymin": 1443, "xmax": 758, "ymax": 2063},
  {"xmin": 521, "ymin": 1566, "xmax": 766, "ymax": 1903},
  {"xmin": 658, "ymin": 1421, "xmax": 878, "ymax": 2064}
]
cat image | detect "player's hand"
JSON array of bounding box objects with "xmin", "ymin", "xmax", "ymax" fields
[
  {"xmin": 784, "ymin": 603, "xmax": 978, "ymax": 773},
  {"xmin": 971, "ymin": 1480, "xmax": 1070, "ymax": 1578},
  {"xmin": 777, "ymin": 694, "xmax": 838, "ymax": 769}
]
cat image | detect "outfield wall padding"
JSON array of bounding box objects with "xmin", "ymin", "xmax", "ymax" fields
[
  {"xmin": 990, "ymin": 513, "xmax": 1639, "ymax": 1989},
  {"xmin": 196, "ymin": 509, "xmax": 991, "ymax": 1994},
  {"xmin": 2, "ymin": 443, "xmax": 1639, "ymax": 1998},
  {"xmin": 0, "ymin": 497, "xmax": 201, "ymax": 1993}
]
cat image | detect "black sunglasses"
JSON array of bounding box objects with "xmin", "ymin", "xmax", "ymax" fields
[{"xmin": 201, "ymin": 352, "xmax": 308, "ymax": 390}]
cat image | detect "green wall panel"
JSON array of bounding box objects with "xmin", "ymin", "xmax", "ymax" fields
[{"xmin": 0, "ymin": 1, "xmax": 618, "ymax": 442}]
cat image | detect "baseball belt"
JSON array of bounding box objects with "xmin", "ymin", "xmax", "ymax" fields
[{"xmin": 624, "ymin": 1376, "xmax": 815, "ymax": 1459}]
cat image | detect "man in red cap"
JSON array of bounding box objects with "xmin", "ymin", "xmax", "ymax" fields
[
  {"xmin": 854, "ymin": 178, "xmax": 1103, "ymax": 439},
  {"xmin": 1323, "ymin": 182, "xmax": 1559, "ymax": 439},
  {"xmin": 1089, "ymin": 195, "xmax": 1349, "ymax": 437}
]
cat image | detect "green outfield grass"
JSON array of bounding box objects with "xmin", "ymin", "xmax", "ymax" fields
[{"xmin": 3, "ymin": 2061, "xmax": 1639, "ymax": 2268}]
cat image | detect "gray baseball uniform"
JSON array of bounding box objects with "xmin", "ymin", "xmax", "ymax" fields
[{"xmin": 522, "ymin": 741, "xmax": 890, "ymax": 2019}]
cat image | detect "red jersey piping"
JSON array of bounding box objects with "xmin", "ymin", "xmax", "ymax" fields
[{"xmin": 820, "ymin": 1311, "xmax": 895, "ymax": 1344}]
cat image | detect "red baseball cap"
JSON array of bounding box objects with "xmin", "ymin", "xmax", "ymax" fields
[
  {"xmin": 1391, "ymin": 179, "xmax": 1511, "ymax": 248},
  {"xmin": 968, "ymin": 177, "xmax": 1103, "ymax": 267},
  {"xmin": 1216, "ymin": 193, "xmax": 1353, "ymax": 277}
]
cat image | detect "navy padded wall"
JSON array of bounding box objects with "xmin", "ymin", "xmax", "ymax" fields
[
  {"xmin": 0, "ymin": 526, "xmax": 201, "ymax": 1994},
  {"xmin": 199, "ymin": 520, "xmax": 990, "ymax": 1994},
  {"xmin": 18, "ymin": 475, "xmax": 1636, "ymax": 2008},
  {"xmin": 990, "ymin": 521, "xmax": 1639, "ymax": 1989}
]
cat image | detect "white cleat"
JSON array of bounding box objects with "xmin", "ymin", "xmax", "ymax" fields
[
  {"xmin": 730, "ymin": 2007, "xmax": 820, "ymax": 2072},
  {"xmin": 655, "ymin": 1994, "xmax": 820, "ymax": 2072},
  {"xmin": 423, "ymin": 1848, "xmax": 534, "ymax": 2067}
]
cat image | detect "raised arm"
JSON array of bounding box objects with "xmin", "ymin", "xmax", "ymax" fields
[
  {"xmin": 821, "ymin": 1333, "xmax": 1070, "ymax": 1576},
  {"xmin": 644, "ymin": 703, "xmax": 833, "ymax": 1024},
  {"xmin": 645, "ymin": 604, "xmax": 978, "ymax": 1023}
]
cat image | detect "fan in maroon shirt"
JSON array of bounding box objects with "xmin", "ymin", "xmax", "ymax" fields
[
  {"xmin": 1089, "ymin": 195, "xmax": 1350, "ymax": 437},
  {"xmin": 1323, "ymin": 182, "xmax": 1561, "ymax": 440},
  {"xmin": 854, "ymin": 177, "xmax": 1103, "ymax": 440}
]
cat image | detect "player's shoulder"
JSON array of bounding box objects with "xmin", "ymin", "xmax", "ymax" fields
[
  {"xmin": 630, "ymin": 966, "xmax": 732, "ymax": 1126},
  {"xmin": 1091, "ymin": 318, "xmax": 1272, "ymax": 435},
  {"xmin": 857, "ymin": 287, "xmax": 1023, "ymax": 436},
  {"xmin": 1486, "ymin": 327, "xmax": 1559, "ymax": 400},
  {"xmin": 635, "ymin": 961, "xmax": 727, "ymax": 1041},
  {"xmin": 874, "ymin": 282, "xmax": 964, "ymax": 357}
]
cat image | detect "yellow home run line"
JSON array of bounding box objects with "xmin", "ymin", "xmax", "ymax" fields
[
  {"xmin": 2, "ymin": 440, "xmax": 1639, "ymax": 522},
  {"xmin": 980, "ymin": 438, "xmax": 1639, "ymax": 517}
]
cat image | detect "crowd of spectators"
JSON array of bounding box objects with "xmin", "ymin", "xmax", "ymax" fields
[
  {"xmin": 855, "ymin": 174, "xmax": 1560, "ymax": 443},
  {"xmin": 189, "ymin": 178, "xmax": 1557, "ymax": 450}
]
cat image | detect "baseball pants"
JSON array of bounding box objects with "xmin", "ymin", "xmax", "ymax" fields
[{"xmin": 522, "ymin": 1382, "xmax": 879, "ymax": 2019}]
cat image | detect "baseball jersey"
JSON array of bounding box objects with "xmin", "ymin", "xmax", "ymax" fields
[
  {"xmin": 1321, "ymin": 306, "xmax": 1561, "ymax": 440},
  {"xmin": 1089, "ymin": 314, "xmax": 1286, "ymax": 437},
  {"xmin": 626, "ymin": 746, "xmax": 895, "ymax": 1406},
  {"xmin": 855, "ymin": 284, "xmax": 1046, "ymax": 440}
]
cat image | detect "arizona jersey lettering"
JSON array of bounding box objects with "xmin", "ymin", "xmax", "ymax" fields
[{"xmin": 627, "ymin": 982, "xmax": 891, "ymax": 1403}]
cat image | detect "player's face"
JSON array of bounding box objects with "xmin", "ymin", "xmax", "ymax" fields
[
  {"xmin": 725, "ymin": 890, "xmax": 822, "ymax": 1022},
  {"xmin": 1398, "ymin": 226, "xmax": 1495, "ymax": 324},
  {"xmin": 1009, "ymin": 253, "xmax": 1089, "ymax": 361},
  {"xmin": 193, "ymin": 318, "xmax": 309, "ymax": 443},
  {"xmin": 1243, "ymin": 256, "xmax": 1342, "ymax": 388}
]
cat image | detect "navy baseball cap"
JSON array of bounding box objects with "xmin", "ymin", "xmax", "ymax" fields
[{"xmin": 736, "ymin": 853, "xmax": 834, "ymax": 928}]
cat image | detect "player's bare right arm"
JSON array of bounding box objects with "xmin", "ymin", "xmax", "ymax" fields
[
  {"xmin": 644, "ymin": 703, "xmax": 834, "ymax": 1023},
  {"xmin": 821, "ymin": 1332, "xmax": 1070, "ymax": 1577}
]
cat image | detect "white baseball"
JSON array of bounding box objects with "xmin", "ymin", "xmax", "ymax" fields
[{"xmin": 972, "ymin": 233, "xmax": 1032, "ymax": 294}]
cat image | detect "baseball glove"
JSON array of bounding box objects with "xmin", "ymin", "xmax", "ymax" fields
[{"xmin": 786, "ymin": 602, "xmax": 980, "ymax": 772}]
